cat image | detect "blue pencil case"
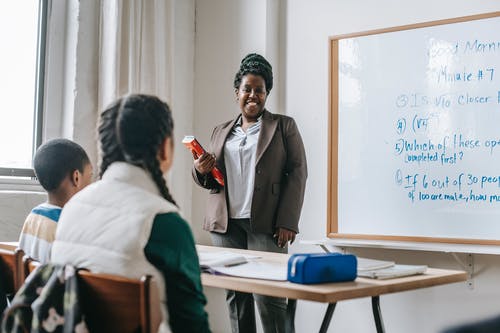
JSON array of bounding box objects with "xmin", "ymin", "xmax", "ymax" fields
[{"xmin": 287, "ymin": 253, "xmax": 357, "ymax": 284}]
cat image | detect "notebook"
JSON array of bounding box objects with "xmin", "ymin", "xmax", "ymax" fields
[
  {"xmin": 197, "ymin": 251, "xmax": 286, "ymax": 281},
  {"xmin": 198, "ymin": 251, "xmax": 250, "ymax": 268},
  {"xmin": 357, "ymin": 257, "xmax": 395, "ymax": 271},
  {"xmin": 357, "ymin": 264, "xmax": 428, "ymax": 280}
]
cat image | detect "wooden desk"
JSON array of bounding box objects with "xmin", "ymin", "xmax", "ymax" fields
[
  {"xmin": 0, "ymin": 242, "xmax": 18, "ymax": 251},
  {"xmin": 198, "ymin": 245, "xmax": 467, "ymax": 333}
]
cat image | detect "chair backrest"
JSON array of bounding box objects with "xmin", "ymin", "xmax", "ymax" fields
[
  {"xmin": 23, "ymin": 255, "xmax": 39, "ymax": 280},
  {"xmin": 22, "ymin": 258, "xmax": 162, "ymax": 333},
  {"xmin": 0, "ymin": 248, "xmax": 25, "ymax": 296},
  {"xmin": 77, "ymin": 270, "xmax": 162, "ymax": 333}
]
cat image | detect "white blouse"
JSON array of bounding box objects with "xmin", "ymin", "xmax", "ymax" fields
[{"xmin": 224, "ymin": 116, "xmax": 261, "ymax": 218}]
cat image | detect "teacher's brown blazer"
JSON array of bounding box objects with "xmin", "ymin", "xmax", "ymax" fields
[{"xmin": 193, "ymin": 110, "xmax": 307, "ymax": 234}]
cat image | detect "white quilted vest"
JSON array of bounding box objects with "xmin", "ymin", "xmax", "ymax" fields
[{"xmin": 51, "ymin": 162, "xmax": 177, "ymax": 333}]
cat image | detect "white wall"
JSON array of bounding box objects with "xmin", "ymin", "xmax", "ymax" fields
[
  {"xmin": 0, "ymin": 191, "xmax": 46, "ymax": 240},
  {"xmin": 193, "ymin": 1, "xmax": 500, "ymax": 332}
]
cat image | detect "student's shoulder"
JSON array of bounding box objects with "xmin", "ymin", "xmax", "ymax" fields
[
  {"xmin": 152, "ymin": 212, "xmax": 192, "ymax": 235},
  {"xmin": 149, "ymin": 212, "xmax": 195, "ymax": 246},
  {"xmin": 30, "ymin": 203, "xmax": 62, "ymax": 222}
]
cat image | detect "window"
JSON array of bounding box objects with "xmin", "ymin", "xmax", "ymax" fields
[{"xmin": 0, "ymin": 0, "xmax": 47, "ymax": 178}]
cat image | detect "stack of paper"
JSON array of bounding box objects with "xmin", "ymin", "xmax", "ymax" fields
[
  {"xmin": 198, "ymin": 251, "xmax": 248, "ymax": 268},
  {"xmin": 357, "ymin": 257, "xmax": 395, "ymax": 271},
  {"xmin": 213, "ymin": 261, "xmax": 288, "ymax": 281},
  {"xmin": 356, "ymin": 257, "xmax": 427, "ymax": 279},
  {"xmin": 197, "ymin": 251, "xmax": 287, "ymax": 281},
  {"xmin": 357, "ymin": 264, "xmax": 428, "ymax": 280}
]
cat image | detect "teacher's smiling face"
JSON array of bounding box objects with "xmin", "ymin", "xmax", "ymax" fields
[{"xmin": 236, "ymin": 74, "xmax": 268, "ymax": 122}]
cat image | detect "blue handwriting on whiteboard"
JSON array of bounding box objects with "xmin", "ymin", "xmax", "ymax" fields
[
  {"xmin": 463, "ymin": 39, "xmax": 500, "ymax": 54},
  {"xmin": 399, "ymin": 171, "xmax": 500, "ymax": 204},
  {"xmin": 435, "ymin": 66, "xmax": 494, "ymax": 83}
]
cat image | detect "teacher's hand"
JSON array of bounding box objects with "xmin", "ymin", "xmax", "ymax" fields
[
  {"xmin": 273, "ymin": 227, "xmax": 297, "ymax": 248},
  {"xmin": 194, "ymin": 151, "xmax": 216, "ymax": 175}
]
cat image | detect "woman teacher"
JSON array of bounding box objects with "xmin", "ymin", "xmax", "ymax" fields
[{"xmin": 192, "ymin": 53, "xmax": 307, "ymax": 333}]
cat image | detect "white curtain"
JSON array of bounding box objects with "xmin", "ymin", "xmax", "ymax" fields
[
  {"xmin": 98, "ymin": 0, "xmax": 174, "ymax": 111},
  {"xmin": 97, "ymin": 0, "xmax": 195, "ymax": 218},
  {"xmin": 54, "ymin": 0, "xmax": 195, "ymax": 217},
  {"xmin": 55, "ymin": 0, "xmax": 178, "ymax": 166}
]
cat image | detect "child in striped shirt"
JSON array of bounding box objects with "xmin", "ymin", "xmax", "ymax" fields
[{"xmin": 18, "ymin": 138, "xmax": 93, "ymax": 263}]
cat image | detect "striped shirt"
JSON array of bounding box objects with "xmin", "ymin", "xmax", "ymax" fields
[{"xmin": 18, "ymin": 203, "xmax": 62, "ymax": 264}]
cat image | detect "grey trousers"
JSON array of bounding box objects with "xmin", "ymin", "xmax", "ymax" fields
[{"xmin": 211, "ymin": 218, "xmax": 293, "ymax": 333}]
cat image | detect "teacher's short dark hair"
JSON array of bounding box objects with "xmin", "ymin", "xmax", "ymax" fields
[
  {"xmin": 233, "ymin": 53, "xmax": 273, "ymax": 94},
  {"xmin": 34, "ymin": 138, "xmax": 90, "ymax": 191}
]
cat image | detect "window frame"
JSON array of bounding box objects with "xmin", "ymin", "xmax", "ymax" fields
[{"xmin": 0, "ymin": 0, "xmax": 48, "ymax": 179}]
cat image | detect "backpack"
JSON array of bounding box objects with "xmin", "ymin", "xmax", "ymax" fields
[{"xmin": 1, "ymin": 264, "xmax": 88, "ymax": 333}]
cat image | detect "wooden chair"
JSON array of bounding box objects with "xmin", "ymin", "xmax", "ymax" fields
[
  {"xmin": 22, "ymin": 255, "xmax": 39, "ymax": 280},
  {"xmin": 0, "ymin": 247, "xmax": 25, "ymax": 298},
  {"xmin": 23, "ymin": 258, "xmax": 162, "ymax": 333},
  {"xmin": 78, "ymin": 271, "xmax": 162, "ymax": 333}
]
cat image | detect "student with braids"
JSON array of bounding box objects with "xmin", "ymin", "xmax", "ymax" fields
[
  {"xmin": 192, "ymin": 53, "xmax": 308, "ymax": 333},
  {"xmin": 51, "ymin": 94, "xmax": 211, "ymax": 333}
]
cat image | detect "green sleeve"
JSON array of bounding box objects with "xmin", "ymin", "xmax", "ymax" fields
[{"xmin": 144, "ymin": 212, "xmax": 211, "ymax": 333}]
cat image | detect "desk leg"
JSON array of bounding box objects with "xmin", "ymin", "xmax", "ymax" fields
[
  {"xmin": 319, "ymin": 302, "xmax": 337, "ymax": 333},
  {"xmin": 371, "ymin": 296, "xmax": 385, "ymax": 333},
  {"xmin": 285, "ymin": 299, "xmax": 297, "ymax": 333}
]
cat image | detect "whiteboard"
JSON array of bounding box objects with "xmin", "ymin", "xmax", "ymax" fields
[{"xmin": 328, "ymin": 12, "xmax": 500, "ymax": 245}]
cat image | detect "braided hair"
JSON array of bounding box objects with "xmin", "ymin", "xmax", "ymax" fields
[
  {"xmin": 233, "ymin": 53, "xmax": 273, "ymax": 94},
  {"xmin": 98, "ymin": 94, "xmax": 177, "ymax": 206}
]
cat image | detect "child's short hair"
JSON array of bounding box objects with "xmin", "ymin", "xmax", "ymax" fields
[{"xmin": 34, "ymin": 138, "xmax": 90, "ymax": 191}]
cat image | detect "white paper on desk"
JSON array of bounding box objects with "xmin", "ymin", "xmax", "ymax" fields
[
  {"xmin": 198, "ymin": 251, "xmax": 261, "ymax": 268},
  {"xmin": 357, "ymin": 257, "xmax": 395, "ymax": 271},
  {"xmin": 357, "ymin": 264, "xmax": 427, "ymax": 279},
  {"xmin": 211, "ymin": 261, "xmax": 288, "ymax": 281}
]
